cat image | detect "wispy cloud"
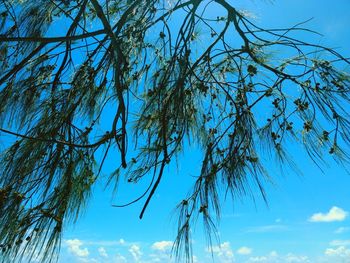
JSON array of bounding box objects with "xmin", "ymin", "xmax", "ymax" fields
[
  {"xmin": 246, "ymin": 224, "xmax": 289, "ymax": 233},
  {"xmin": 334, "ymin": 227, "xmax": 350, "ymax": 234},
  {"xmin": 309, "ymin": 206, "xmax": 348, "ymax": 223},
  {"xmin": 329, "ymin": 240, "xmax": 350, "ymax": 247}
]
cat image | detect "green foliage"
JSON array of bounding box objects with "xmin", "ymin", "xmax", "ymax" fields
[{"xmin": 0, "ymin": 0, "xmax": 349, "ymax": 262}]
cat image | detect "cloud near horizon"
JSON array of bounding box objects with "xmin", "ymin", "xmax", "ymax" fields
[
  {"xmin": 151, "ymin": 240, "xmax": 173, "ymax": 251},
  {"xmin": 237, "ymin": 246, "xmax": 252, "ymax": 255},
  {"xmin": 65, "ymin": 239, "xmax": 89, "ymax": 257},
  {"xmin": 61, "ymin": 237, "xmax": 350, "ymax": 263},
  {"xmin": 324, "ymin": 246, "xmax": 350, "ymax": 259},
  {"xmin": 207, "ymin": 242, "xmax": 235, "ymax": 263}
]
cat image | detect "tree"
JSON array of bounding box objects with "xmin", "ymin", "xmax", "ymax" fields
[{"xmin": 0, "ymin": 0, "xmax": 349, "ymax": 262}]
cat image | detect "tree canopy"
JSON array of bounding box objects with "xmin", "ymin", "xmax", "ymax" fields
[{"xmin": 0, "ymin": 0, "xmax": 349, "ymax": 262}]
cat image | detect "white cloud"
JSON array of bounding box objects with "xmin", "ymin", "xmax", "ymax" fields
[
  {"xmin": 269, "ymin": 251, "xmax": 278, "ymax": 257},
  {"xmin": 309, "ymin": 206, "xmax": 348, "ymax": 222},
  {"xmin": 285, "ymin": 253, "xmax": 310, "ymax": 263},
  {"xmin": 334, "ymin": 227, "xmax": 350, "ymax": 234},
  {"xmin": 114, "ymin": 254, "xmax": 127, "ymax": 263},
  {"xmin": 98, "ymin": 247, "xmax": 108, "ymax": 258},
  {"xmin": 329, "ymin": 240, "xmax": 350, "ymax": 246},
  {"xmin": 324, "ymin": 246, "xmax": 350, "ymax": 259},
  {"xmin": 151, "ymin": 241, "xmax": 173, "ymax": 251},
  {"xmin": 247, "ymin": 251, "xmax": 310, "ymax": 263},
  {"xmin": 247, "ymin": 251, "xmax": 278, "ymax": 263},
  {"xmin": 207, "ymin": 242, "xmax": 234, "ymax": 263},
  {"xmin": 129, "ymin": 244, "xmax": 143, "ymax": 262},
  {"xmin": 83, "ymin": 238, "xmax": 127, "ymax": 247},
  {"xmin": 248, "ymin": 256, "xmax": 268, "ymax": 262},
  {"xmin": 237, "ymin": 246, "xmax": 252, "ymax": 255},
  {"xmin": 150, "ymin": 241, "xmax": 174, "ymax": 263},
  {"xmin": 149, "ymin": 252, "xmax": 174, "ymax": 263},
  {"xmin": 65, "ymin": 239, "xmax": 89, "ymax": 257},
  {"xmin": 76, "ymin": 258, "xmax": 99, "ymax": 263}
]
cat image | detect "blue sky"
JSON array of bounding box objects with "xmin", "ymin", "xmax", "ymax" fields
[{"xmin": 57, "ymin": 1, "xmax": 350, "ymax": 263}]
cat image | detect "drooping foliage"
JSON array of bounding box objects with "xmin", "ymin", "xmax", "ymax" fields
[{"xmin": 0, "ymin": 0, "xmax": 349, "ymax": 262}]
